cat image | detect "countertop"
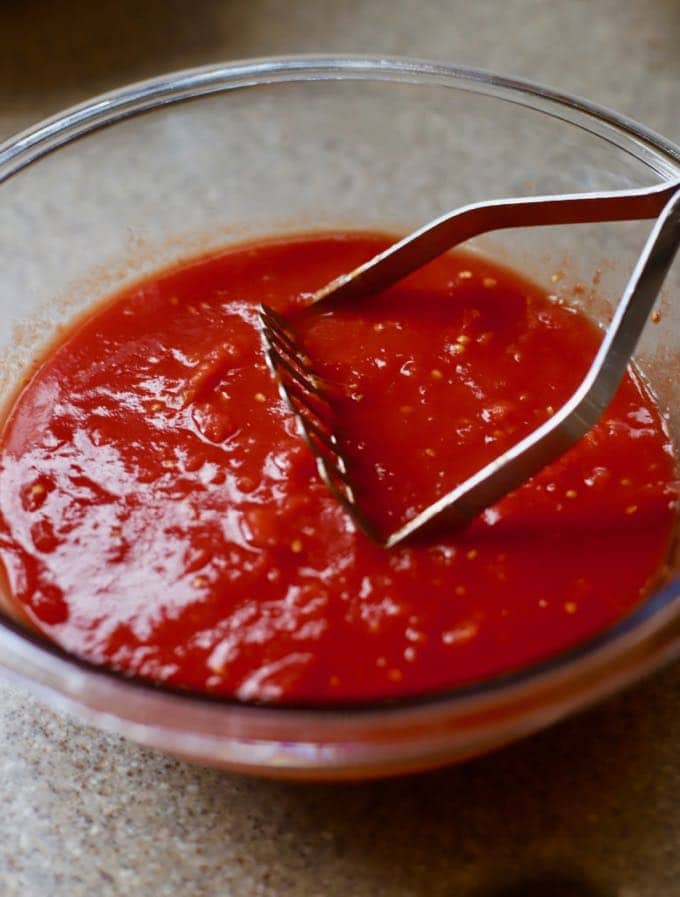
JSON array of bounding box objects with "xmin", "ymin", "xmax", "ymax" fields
[{"xmin": 1, "ymin": 2, "xmax": 679, "ymax": 895}]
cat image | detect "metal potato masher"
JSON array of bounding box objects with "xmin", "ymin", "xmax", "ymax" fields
[{"xmin": 259, "ymin": 181, "xmax": 680, "ymax": 547}]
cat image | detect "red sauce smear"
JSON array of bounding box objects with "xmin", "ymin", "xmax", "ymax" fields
[{"xmin": 0, "ymin": 234, "xmax": 676, "ymax": 703}]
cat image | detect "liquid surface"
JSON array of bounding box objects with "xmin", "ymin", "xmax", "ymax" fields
[{"xmin": 0, "ymin": 235, "xmax": 676, "ymax": 703}]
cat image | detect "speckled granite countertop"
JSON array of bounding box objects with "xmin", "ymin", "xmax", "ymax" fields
[{"xmin": 1, "ymin": 3, "xmax": 679, "ymax": 895}]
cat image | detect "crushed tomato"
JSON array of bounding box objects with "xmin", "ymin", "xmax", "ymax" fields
[{"xmin": 0, "ymin": 234, "xmax": 676, "ymax": 703}]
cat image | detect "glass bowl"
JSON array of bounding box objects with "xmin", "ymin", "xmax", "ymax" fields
[{"xmin": 0, "ymin": 56, "xmax": 678, "ymax": 780}]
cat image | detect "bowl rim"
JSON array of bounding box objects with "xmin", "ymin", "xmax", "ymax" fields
[
  {"xmin": 0, "ymin": 54, "xmax": 678, "ymax": 775},
  {"xmin": 2, "ymin": 54, "xmax": 680, "ymax": 179}
]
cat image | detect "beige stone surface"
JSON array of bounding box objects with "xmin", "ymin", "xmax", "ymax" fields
[{"xmin": 1, "ymin": 2, "xmax": 679, "ymax": 895}]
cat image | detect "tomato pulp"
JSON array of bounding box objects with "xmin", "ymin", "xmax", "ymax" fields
[{"xmin": 0, "ymin": 234, "xmax": 676, "ymax": 702}]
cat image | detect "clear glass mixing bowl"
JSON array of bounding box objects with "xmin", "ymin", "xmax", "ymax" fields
[{"xmin": 0, "ymin": 56, "xmax": 678, "ymax": 780}]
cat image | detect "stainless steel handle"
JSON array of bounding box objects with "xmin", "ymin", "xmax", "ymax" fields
[
  {"xmin": 387, "ymin": 186, "xmax": 680, "ymax": 546},
  {"xmin": 310, "ymin": 181, "xmax": 680, "ymax": 310}
]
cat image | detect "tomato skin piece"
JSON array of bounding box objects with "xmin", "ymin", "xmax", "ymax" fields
[{"xmin": 0, "ymin": 233, "xmax": 676, "ymax": 704}]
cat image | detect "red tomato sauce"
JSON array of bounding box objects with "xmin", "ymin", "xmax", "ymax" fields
[{"xmin": 0, "ymin": 234, "xmax": 676, "ymax": 703}]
